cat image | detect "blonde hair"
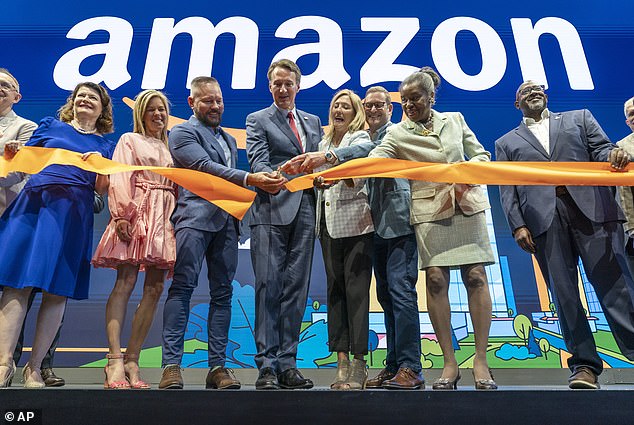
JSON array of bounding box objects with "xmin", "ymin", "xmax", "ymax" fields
[
  {"xmin": 325, "ymin": 89, "xmax": 366, "ymax": 141},
  {"xmin": 132, "ymin": 90, "xmax": 170, "ymax": 143},
  {"xmin": 58, "ymin": 82, "xmax": 114, "ymax": 134}
]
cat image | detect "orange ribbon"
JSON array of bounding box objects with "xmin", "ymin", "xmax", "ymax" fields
[
  {"xmin": 284, "ymin": 157, "xmax": 634, "ymax": 192},
  {"xmin": 0, "ymin": 146, "xmax": 255, "ymax": 220}
]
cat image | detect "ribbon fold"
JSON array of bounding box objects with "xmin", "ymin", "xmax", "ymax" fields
[{"xmin": 0, "ymin": 146, "xmax": 255, "ymax": 220}]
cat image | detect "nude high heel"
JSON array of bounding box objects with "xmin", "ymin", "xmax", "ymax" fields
[
  {"xmin": 0, "ymin": 362, "xmax": 16, "ymax": 389},
  {"xmin": 22, "ymin": 364, "xmax": 45, "ymax": 389}
]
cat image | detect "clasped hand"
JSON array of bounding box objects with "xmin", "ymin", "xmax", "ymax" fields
[
  {"xmin": 280, "ymin": 152, "xmax": 327, "ymax": 175},
  {"xmin": 609, "ymin": 147, "xmax": 630, "ymax": 170},
  {"xmin": 3, "ymin": 140, "xmax": 20, "ymax": 159},
  {"xmin": 247, "ymin": 170, "xmax": 287, "ymax": 194}
]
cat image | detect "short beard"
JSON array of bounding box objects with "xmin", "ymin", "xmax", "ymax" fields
[{"xmin": 196, "ymin": 112, "xmax": 221, "ymax": 128}]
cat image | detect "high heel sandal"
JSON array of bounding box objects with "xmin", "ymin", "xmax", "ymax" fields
[
  {"xmin": 0, "ymin": 362, "xmax": 16, "ymax": 389},
  {"xmin": 432, "ymin": 371, "xmax": 461, "ymax": 390},
  {"xmin": 123, "ymin": 353, "xmax": 150, "ymax": 389},
  {"xmin": 22, "ymin": 364, "xmax": 45, "ymax": 389},
  {"xmin": 473, "ymin": 368, "xmax": 498, "ymax": 390},
  {"xmin": 104, "ymin": 354, "xmax": 130, "ymax": 390}
]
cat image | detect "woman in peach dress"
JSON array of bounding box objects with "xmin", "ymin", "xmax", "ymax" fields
[{"xmin": 92, "ymin": 90, "xmax": 176, "ymax": 389}]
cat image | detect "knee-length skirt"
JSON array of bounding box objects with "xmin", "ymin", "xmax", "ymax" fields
[
  {"xmin": 0, "ymin": 184, "xmax": 94, "ymax": 299},
  {"xmin": 414, "ymin": 208, "xmax": 495, "ymax": 269}
]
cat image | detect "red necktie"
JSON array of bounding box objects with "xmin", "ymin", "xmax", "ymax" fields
[{"xmin": 287, "ymin": 111, "xmax": 303, "ymax": 152}]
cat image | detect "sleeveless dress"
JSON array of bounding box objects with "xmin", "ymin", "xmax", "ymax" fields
[
  {"xmin": 92, "ymin": 132, "xmax": 176, "ymax": 275},
  {"xmin": 0, "ymin": 117, "xmax": 116, "ymax": 299}
]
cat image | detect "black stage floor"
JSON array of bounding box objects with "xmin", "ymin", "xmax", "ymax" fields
[{"xmin": 1, "ymin": 370, "xmax": 633, "ymax": 425}]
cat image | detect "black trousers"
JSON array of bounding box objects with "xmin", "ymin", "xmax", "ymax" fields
[{"xmin": 320, "ymin": 225, "xmax": 373, "ymax": 355}]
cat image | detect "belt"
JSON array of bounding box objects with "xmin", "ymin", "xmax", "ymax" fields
[{"xmin": 555, "ymin": 186, "xmax": 569, "ymax": 197}]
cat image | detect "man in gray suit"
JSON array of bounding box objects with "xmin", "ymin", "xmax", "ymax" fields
[
  {"xmin": 246, "ymin": 59, "xmax": 323, "ymax": 389},
  {"xmin": 285, "ymin": 86, "xmax": 423, "ymax": 389},
  {"xmin": 496, "ymin": 80, "xmax": 634, "ymax": 389},
  {"xmin": 0, "ymin": 68, "xmax": 66, "ymax": 387},
  {"xmin": 616, "ymin": 96, "xmax": 634, "ymax": 275},
  {"xmin": 0, "ymin": 68, "xmax": 36, "ymax": 214},
  {"xmin": 160, "ymin": 76, "xmax": 284, "ymax": 390}
]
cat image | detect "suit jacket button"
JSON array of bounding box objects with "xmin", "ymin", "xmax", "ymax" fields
[{"xmin": 325, "ymin": 202, "xmax": 330, "ymax": 207}]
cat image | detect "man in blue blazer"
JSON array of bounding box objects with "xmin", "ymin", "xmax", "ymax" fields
[
  {"xmin": 496, "ymin": 80, "xmax": 634, "ymax": 389},
  {"xmin": 160, "ymin": 76, "xmax": 284, "ymax": 390},
  {"xmin": 246, "ymin": 59, "xmax": 323, "ymax": 389}
]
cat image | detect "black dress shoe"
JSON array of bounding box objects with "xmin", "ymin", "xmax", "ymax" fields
[
  {"xmin": 255, "ymin": 367, "xmax": 279, "ymax": 390},
  {"xmin": 41, "ymin": 368, "xmax": 65, "ymax": 387},
  {"xmin": 277, "ymin": 368, "xmax": 313, "ymax": 389}
]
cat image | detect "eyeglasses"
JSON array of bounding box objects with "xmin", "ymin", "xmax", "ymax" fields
[
  {"xmin": 0, "ymin": 82, "xmax": 17, "ymax": 92},
  {"xmin": 363, "ymin": 102, "xmax": 386, "ymax": 110},
  {"xmin": 518, "ymin": 85, "xmax": 545, "ymax": 97}
]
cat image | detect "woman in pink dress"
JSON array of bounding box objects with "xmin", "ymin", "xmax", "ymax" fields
[{"xmin": 92, "ymin": 90, "xmax": 176, "ymax": 389}]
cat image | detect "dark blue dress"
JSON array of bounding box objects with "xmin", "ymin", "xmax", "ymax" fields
[{"xmin": 0, "ymin": 117, "xmax": 115, "ymax": 299}]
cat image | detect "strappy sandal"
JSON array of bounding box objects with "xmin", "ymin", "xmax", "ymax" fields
[
  {"xmin": 104, "ymin": 354, "xmax": 130, "ymax": 389},
  {"xmin": 124, "ymin": 353, "xmax": 150, "ymax": 389}
]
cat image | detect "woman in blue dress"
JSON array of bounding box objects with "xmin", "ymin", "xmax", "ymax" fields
[{"xmin": 0, "ymin": 82, "xmax": 116, "ymax": 388}]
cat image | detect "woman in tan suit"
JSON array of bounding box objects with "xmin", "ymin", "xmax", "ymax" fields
[
  {"xmin": 369, "ymin": 68, "xmax": 497, "ymax": 390},
  {"xmin": 315, "ymin": 89, "xmax": 374, "ymax": 390}
]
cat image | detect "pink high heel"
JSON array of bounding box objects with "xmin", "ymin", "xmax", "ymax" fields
[
  {"xmin": 124, "ymin": 353, "xmax": 150, "ymax": 389},
  {"xmin": 104, "ymin": 354, "xmax": 130, "ymax": 390}
]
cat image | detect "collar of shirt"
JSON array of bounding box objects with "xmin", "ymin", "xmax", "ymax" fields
[
  {"xmin": 370, "ymin": 121, "xmax": 393, "ymax": 142},
  {"xmin": 273, "ymin": 103, "xmax": 298, "ymax": 120},
  {"xmin": 0, "ymin": 110, "xmax": 16, "ymax": 122},
  {"xmin": 523, "ymin": 108, "xmax": 550, "ymax": 126}
]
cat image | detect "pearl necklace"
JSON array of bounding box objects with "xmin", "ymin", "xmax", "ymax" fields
[{"xmin": 71, "ymin": 119, "xmax": 97, "ymax": 135}]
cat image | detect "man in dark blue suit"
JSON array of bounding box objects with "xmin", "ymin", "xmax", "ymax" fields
[
  {"xmin": 159, "ymin": 76, "xmax": 284, "ymax": 390},
  {"xmin": 246, "ymin": 59, "xmax": 323, "ymax": 389},
  {"xmin": 496, "ymin": 80, "xmax": 634, "ymax": 389}
]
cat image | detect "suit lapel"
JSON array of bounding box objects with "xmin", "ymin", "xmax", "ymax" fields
[
  {"xmin": 515, "ymin": 122, "xmax": 549, "ymax": 159},
  {"xmin": 192, "ymin": 117, "xmax": 228, "ymax": 166},
  {"xmin": 432, "ymin": 110, "xmax": 445, "ymax": 135},
  {"xmin": 218, "ymin": 128, "xmax": 237, "ymax": 168},
  {"xmin": 268, "ymin": 105, "xmax": 303, "ymax": 154},
  {"xmin": 296, "ymin": 108, "xmax": 319, "ymax": 152}
]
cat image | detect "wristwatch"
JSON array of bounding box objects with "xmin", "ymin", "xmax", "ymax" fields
[{"xmin": 324, "ymin": 150, "xmax": 337, "ymax": 164}]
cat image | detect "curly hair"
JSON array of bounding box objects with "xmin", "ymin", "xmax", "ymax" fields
[{"xmin": 58, "ymin": 82, "xmax": 114, "ymax": 134}]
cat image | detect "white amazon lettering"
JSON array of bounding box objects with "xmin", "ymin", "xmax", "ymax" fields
[{"xmin": 53, "ymin": 15, "xmax": 593, "ymax": 93}]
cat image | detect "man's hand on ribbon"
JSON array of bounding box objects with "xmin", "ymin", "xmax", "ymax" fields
[
  {"xmin": 247, "ymin": 171, "xmax": 287, "ymax": 194},
  {"xmin": 609, "ymin": 147, "xmax": 630, "ymax": 170}
]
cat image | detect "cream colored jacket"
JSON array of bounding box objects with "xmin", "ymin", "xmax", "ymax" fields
[{"xmin": 369, "ymin": 111, "xmax": 490, "ymax": 225}]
